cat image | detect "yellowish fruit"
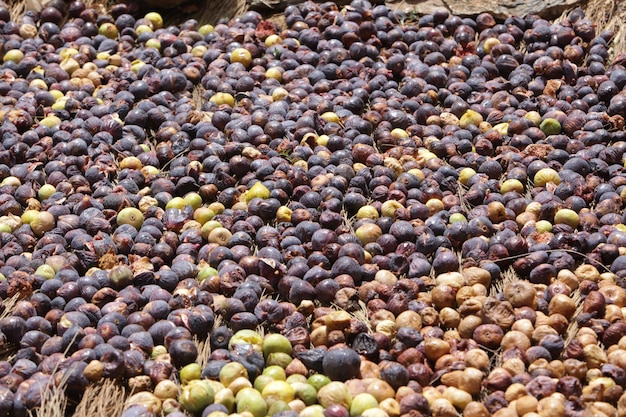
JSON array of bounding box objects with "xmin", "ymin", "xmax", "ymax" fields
[
  {"xmin": 321, "ymin": 112, "xmax": 339, "ymax": 123},
  {"xmin": 459, "ymin": 109, "xmax": 483, "ymax": 128},
  {"xmin": 146, "ymin": 39, "xmax": 161, "ymax": 50},
  {"xmin": 483, "ymin": 37, "xmax": 501, "ymax": 54},
  {"xmin": 191, "ymin": 45, "xmax": 208, "ymax": 57},
  {"xmin": 29, "ymin": 79, "xmax": 48, "ymax": 90},
  {"xmin": 500, "ymin": 179, "xmax": 524, "ymax": 194},
  {"xmin": 131, "ymin": 60, "xmax": 145, "ymax": 73},
  {"xmin": 246, "ymin": 182, "xmax": 271, "ymax": 202},
  {"xmin": 210, "ymin": 92, "xmax": 235, "ymax": 107},
  {"xmin": 166, "ymin": 196, "xmax": 187, "ymax": 210},
  {"xmin": 116, "ymin": 207, "xmax": 144, "ymax": 230},
  {"xmin": 198, "ymin": 24, "xmax": 214, "ymax": 35},
  {"xmin": 265, "ymin": 67, "xmax": 283, "ymax": 81},
  {"xmin": 390, "ymin": 128, "xmax": 408, "ymax": 139},
  {"xmin": 449, "ymin": 213, "xmax": 467, "ymax": 224},
  {"xmin": 30, "ymin": 211, "xmax": 56, "ymax": 237},
  {"xmin": 38, "ymin": 183, "xmax": 56, "ymax": 201},
  {"xmin": 554, "ymin": 208, "xmax": 579, "ymax": 229},
  {"xmin": 145, "ymin": 12, "xmax": 164, "ymax": 29},
  {"xmin": 355, "ymin": 223, "xmax": 383, "ymax": 245},
  {"xmin": 21, "ymin": 210, "xmax": 39, "ymax": 224},
  {"xmin": 356, "ymin": 205, "xmax": 379, "ymax": 220},
  {"xmin": 120, "ymin": 156, "xmax": 143, "ymax": 170},
  {"xmin": 135, "ymin": 24, "xmax": 153, "ymax": 35},
  {"xmin": 265, "ymin": 34, "xmax": 282, "ymax": 46},
  {"xmin": 262, "ymin": 380, "xmax": 295, "ymax": 405},
  {"xmin": 535, "ymin": 220, "xmax": 552, "ymax": 233},
  {"xmin": 201, "ymin": 220, "xmax": 223, "ymax": 240},
  {"xmin": 183, "ymin": 192, "xmax": 203, "ymax": 210},
  {"xmin": 3, "ymin": 49, "xmax": 24, "ymax": 63},
  {"xmin": 380, "ymin": 200, "xmax": 404, "ymax": 218},
  {"xmin": 230, "ymin": 48, "xmax": 252, "ymax": 67},
  {"xmin": 39, "ymin": 115, "xmax": 62, "ymax": 128},
  {"xmin": 272, "ymin": 87, "xmax": 289, "ymax": 101},
  {"xmin": 208, "ymin": 227, "xmax": 233, "ymax": 246},
  {"xmin": 194, "ymin": 207, "xmax": 215, "ymax": 225},
  {"xmin": 208, "ymin": 202, "xmax": 225, "ymax": 215},
  {"xmin": 98, "ymin": 23, "xmax": 118, "ymax": 39},
  {"xmin": 426, "ymin": 198, "xmax": 444, "ymax": 215},
  {"xmin": 276, "ymin": 206, "xmax": 293, "ymax": 223},
  {"xmin": 533, "ymin": 168, "xmax": 560, "ymax": 187},
  {"xmin": 459, "ymin": 168, "xmax": 476, "ymax": 186},
  {"xmin": 524, "ymin": 111, "xmax": 542, "ymax": 126}
]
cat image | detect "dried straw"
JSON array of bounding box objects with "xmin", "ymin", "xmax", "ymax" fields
[
  {"xmin": 29, "ymin": 377, "xmax": 68, "ymax": 417},
  {"xmin": 9, "ymin": 0, "xmax": 25, "ymax": 26},
  {"xmin": 163, "ymin": 0, "xmax": 247, "ymax": 27},
  {"xmin": 490, "ymin": 266, "xmax": 518, "ymax": 298},
  {"xmin": 564, "ymin": 288, "xmax": 583, "ymax": 347},
  {"xmin": 72, "ymin": 379, "xmax": 127, "ymax": 417},
  {"xmin": 194, "ymin": 334, "xmax": 212, "ymax": 369},
  {"xmin": 555, "ymin": 0, "xmax": 626, "ymax": 58},
  {"xmin": 0, "ymin": 293, "xmax": 21, "ymax": 321},
  {"xmin": 583, "ymin": 0, "xmax": 626, "ymax": 57}
]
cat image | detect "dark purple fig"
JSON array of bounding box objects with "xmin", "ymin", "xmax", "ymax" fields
[
  {"xmin": 288, "ymin": 278, "xmax": 316, "ymax": 305},
  {"xmin": 124, "ymin": 349, "xmax": 146, "ymax": 378},
  {"xmin": 322, "ymin": 348, "xmax": 361, "ymax": 381},
  {"xmin": 380, "ymin": 361, "xmax": 410, "ymax": 390},
  {"xmin": 144, "ymin": 359, "xmax": 173, "ymax": 385},
  {"xmin": 432, "ymin": 248, "xmax": 460, "ymax": 274},
  {"xmin": 210, "ymin": 326, "xmax": 233, "ymax": 351},
  {"xmin": 0, "ymin": 385, "xmax": 13, "ymax": 416},
  {"xmin": 253, "ymin": 299, "xmax": 284, "ymax": 324},
  {"xmin": 230, "ymin": 312, "xmax": 259, "ymax": 331},
  {"xmin": 0, "ymin": 316, "xmax": 25, "ymax": 344},
  {"xmin": 169, "ymin": 338, "xmax": 198, "ymax": 369},
  {"xmin": 100, "ymin": 348, "xmax": 125, "ymax": 379}
]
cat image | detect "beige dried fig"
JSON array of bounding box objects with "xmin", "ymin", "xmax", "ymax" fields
[
  {"xmin": 424, "ymin": 338, "xmax": 451, "ymax": 362},
  {"xmin": 584, "ymin": 344, "xmax": 608, "ymax": 369},
  {"xmin": 500, "ymin": 330, "xmax": 531, "ymax": 351},
  {"xmin": 458, "ymin": 315, "xmax": 482, "ymax": 339},
  {"xmin": 464, "ymin": 348, "xmax": 490, "ymax": 372},
  {"xmin": 481, "ymin": 297, "xmax": 515, "ymax": 329},
  {"xmin": 462, "ymin": 401, "xmax": 490, "ymax": 417},
  {"xmin": 504, "ymin": 280, "xmax": 537, "ymax": 308},
  {"xmin": 458, "ymin": 367, "xmax": 484, "ymax": 396},
  {"xmin": 395, "ymin": 310, "xmax": 422, "ymax": 330},
  {"xmin": 574, "ymin": 264, "xmax": 600, "ymax": 282},
  {"xmin": 548, "ymin": 293, "xmax": 576, "ymax": 318},
  {"xmin": 462, "ymin": 267, "xmax": 492, "ymax": 287}
]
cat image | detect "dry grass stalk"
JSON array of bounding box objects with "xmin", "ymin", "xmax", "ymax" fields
[
  {"xmin": 0, "ymin": 293, "xmax": 21, "ymax": 321},
  {"xmin": 192, "ymin": 84, "xmax": 206, "ymax": 110},
  {"xmin": 30, "ymin": 377, "xmax": 68, "ymax": 417},
  {"xmin": 491, "ymin": 266, "xmax": 518, "ymax": 298},
  {"xmin": 194, "ymin": 335, "xmax": 212, "ymax": 368},
  {"xmin": 584, "ymin": 0, "xmax": 626, "ymax": 57},
  {"xmin": 72, "ymin": 379, "xmax": 127, "ymax": 417},
  {"xmin": 564, "ymin": 288, "xmax": 583, "ymax": 347},
  {"xmin": 163, "ymin": 0, "xmax": 247, "ymax": 28},
  {"xmin": 555, "ymin": 0, "xmax": 626, "ymax": 57},
  {"xmin": 332, "ymin": 300, "xmax": 372, "ymax": 333},
  {"xmin": 10, "ymin": 0, "xmax": 25, "ymax": 21}
]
